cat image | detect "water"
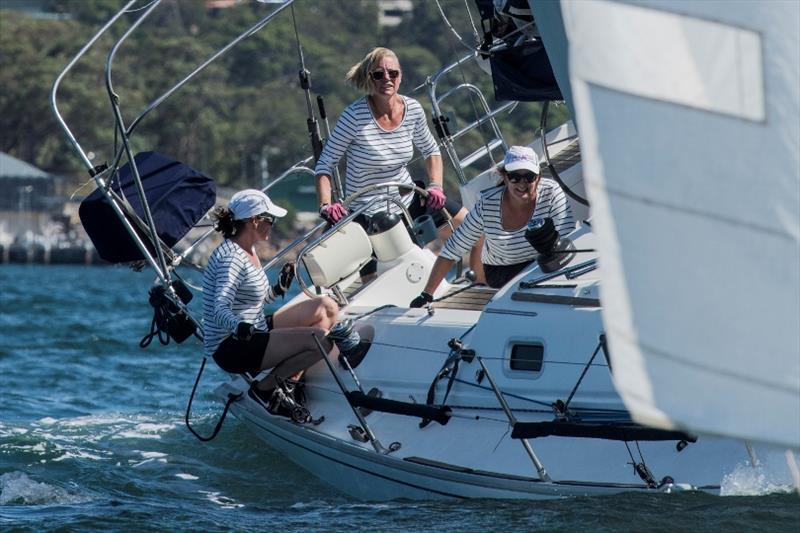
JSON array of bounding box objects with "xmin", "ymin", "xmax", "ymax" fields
[{"xmin": 1, "ymin": 265, "xmax": 798, "ymax": 531}]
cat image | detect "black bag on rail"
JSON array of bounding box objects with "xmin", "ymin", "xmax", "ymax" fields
[{"xmin": 79, "ymin": 152, "xmax": 216, "ymax": 263}]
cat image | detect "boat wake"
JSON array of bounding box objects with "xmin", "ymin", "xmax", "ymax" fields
[
  {"xmin": 0, "ymin": 471, "xmax": 89, "ymax": 506},
  {"xmin": 720, "ymin": 461, "xmax": 798, "ymax": 496}
]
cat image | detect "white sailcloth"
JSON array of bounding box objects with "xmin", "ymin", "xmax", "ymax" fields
[{"xmin": 559, "ymin": 0, "xmax": 800, "ymax": 449}]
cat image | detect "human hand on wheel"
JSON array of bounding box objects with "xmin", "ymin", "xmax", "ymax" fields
[
  {"xmin": 425, "ymin": 185, "xmax": 446, "ymax": 211},
  {"xmin": 320, "ymin": 202, "xmax": 347, "ymax": 224}
]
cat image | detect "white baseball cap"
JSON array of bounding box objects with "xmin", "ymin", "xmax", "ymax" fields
[
  {"xmin": 228, "ymin": 189, "xmax": 287, "ymax": 220},
  {"xmin": 502, "ymin": 145, "xmax": 540, "ymax": 174}
]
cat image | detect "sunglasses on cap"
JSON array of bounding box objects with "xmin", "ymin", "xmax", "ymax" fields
[
  {"xmin": 255, "ymin": 213, "xmax": 276, "ymax": 224},
  {"xmin": 370, "ymin": 69, "xmax": 400, "ymax": 81},
  {"xmin": 506, "ymin": 170, "xmax": 539, "ymax": 184}
]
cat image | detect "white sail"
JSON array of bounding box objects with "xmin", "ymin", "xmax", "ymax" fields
[{"xmin": 560, "ymin": 0, "xmax": 800, "ymax": 449}]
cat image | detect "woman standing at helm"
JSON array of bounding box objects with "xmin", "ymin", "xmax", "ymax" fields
[{"xmin": 314, "ymin": 47, "xmax": 469, "ymax": 277}]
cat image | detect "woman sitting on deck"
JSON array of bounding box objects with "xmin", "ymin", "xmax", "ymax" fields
[
  {"xmin": 410, "ymin": 146, "xmax": 576, "ymax": 306},
  {"xmin": 203, "ymin": 189, "xmax": 338, "ymax": 392}
]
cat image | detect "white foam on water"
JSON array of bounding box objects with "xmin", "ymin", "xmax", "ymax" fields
[
  {"xmin": 113, "ymin": 422, "xmax": 177, "ymax": 440},
  {"xmin": 200, "ymin": 490, "xmax": 244, "ymax": 509},
  {"xmin": 51, "ymin": 450, "xmax": 108, "ymax": 462},
  {"xmin": 0, "ymin": 422, "xmax": 28, "ymax": 437},
  {"xmin": 0, "ymin": 471, "xmax": 89, "ymax": 506},
  {"xmin": 720, "ymin": 461, "xmax": 795, "ymax": 496},
  {"xmin": 3, "ymin": 414, "xmax": 180, "ymax": 466},
  {"xmin": 136, "ymin": 450, "xmax": 168, "ymax": 459},
  {"xmin": 175, "ymin": 473, "xmax": 199, "ymax": 480}
]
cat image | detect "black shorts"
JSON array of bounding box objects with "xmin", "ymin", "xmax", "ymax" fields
[
  {"xmin": 212, "ymin": 331, "xmax": 270, "ymax": 375},
  {"xmin": 484, "ymin": 260, "xmax": 534, "ymax": 288}
]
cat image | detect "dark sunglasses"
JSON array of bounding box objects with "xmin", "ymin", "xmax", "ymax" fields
[
  {"xmin": 370, "ymin": 69, "xmax": 400, "ymax": 81},
  {"xmin": 506, "ymin": 171, "xmax": 539, "ymax": 184},
  {"xmin": 255, "ymin": 213, "xmax": 276, "ymax": 224}
]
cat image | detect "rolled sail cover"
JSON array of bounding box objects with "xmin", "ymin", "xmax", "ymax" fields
[{"xmin": 79, "ymin": 151, "xmax": 216, "ymax": 263}]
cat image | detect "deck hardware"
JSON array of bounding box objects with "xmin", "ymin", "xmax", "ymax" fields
[
  {"xmin": 312, "ymin": 333, "xmax": 387, "ymax": 454},
  {"xmin": 476, "ymin": 357, "xmax": 551, "ymax": 482},
  {"xmin": 519, "ymin": 259, "xmax": 597, "ymax": 289},
  {"xmin": 388, "ymin": 442, "xmax": 402, "ymax": 453},
  {"xmin": 347, "ymin": 425, "xmax": 369, "ymax": 443},
  {"xmin": 358, "ymin": 387, "xmax": 383, "ymax": 417}
]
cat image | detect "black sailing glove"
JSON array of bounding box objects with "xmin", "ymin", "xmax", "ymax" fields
[
  {"xmin": 272, "ymin": 263, "xmax": 296, "ymax": 298},
  {"xmin": 409, "ymin": 292, "xmax": 434, "ymax": 308},
  {"xmin": 235, "ymin": 321, "xmax": 255, "ymax": 341}
]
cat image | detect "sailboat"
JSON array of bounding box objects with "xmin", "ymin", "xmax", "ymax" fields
[
  {"xmin": 51, "ymin": 0, "xmax": 799, "ymax": 500},
  {"xmin": 532, "ymin": 0, "xmax": 800, "ymax": 451}
]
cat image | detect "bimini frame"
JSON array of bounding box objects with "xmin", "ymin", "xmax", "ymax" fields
[{"xmin": 50, "ymin": 0, "xmax": 303, "ymax": 335}]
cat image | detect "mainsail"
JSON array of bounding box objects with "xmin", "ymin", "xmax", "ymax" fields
[{"xmin": 554, "ymin": 0, "xmax": 800, "ymax": 448}]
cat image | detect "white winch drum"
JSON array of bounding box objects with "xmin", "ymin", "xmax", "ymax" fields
[
  {"xmin": 302, "ymin": 222, "xmax": 373, "ymax": 288},
  {"xmin": 367, "ymin": 212, "xmax": 414, "ymax": 263}
]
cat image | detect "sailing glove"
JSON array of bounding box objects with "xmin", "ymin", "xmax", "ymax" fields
[
  {"xmin": 273, "ymin": 263, "xmax": 295, "ymax": 297},
  {"xmin": 320, "ymin": 202, "xmax": 347, "ymax": 224},
  {"xmin": 235, "ymin": 321, "xmax": 255, "ymax": 341},
  {"xmin": 410, "ymin": 291, "xmax": 434, "ymax": 308},
  {"xmin": 424, "ymin": 185, "xmax": 446, "ymax": 211}
]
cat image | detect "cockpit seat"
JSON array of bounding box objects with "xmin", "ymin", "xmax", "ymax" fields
[{"xmin": 302, "ymin": 222, "xmax": 373, "ymax": 289}]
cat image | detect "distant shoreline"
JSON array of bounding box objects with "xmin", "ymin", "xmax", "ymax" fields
[{"xmin": 0, "ymin": 243, "xmax": 105, "ymax": 265}]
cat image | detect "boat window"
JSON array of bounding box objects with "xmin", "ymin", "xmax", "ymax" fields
[{"xmin": 509, "ymin": 344, "xmax": 544, "ymax": 372}]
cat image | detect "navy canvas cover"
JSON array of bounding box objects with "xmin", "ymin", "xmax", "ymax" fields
[
  {"xmin": 490, "ymin": 40, "xmax": 563, "ymax": 102},
  {"xmin": 474, "ymin": 0, "xmax": 563, "ymax": 102},
  {"xmin": 79, "ymin": 151, "xmax": 216, "ymax": 263}
]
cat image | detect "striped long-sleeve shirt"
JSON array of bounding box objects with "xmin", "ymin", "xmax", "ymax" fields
[
  {"xmin": 314, "ymin": 95, "xmax": 440, "ymax": 216},
  {"xmin": 440, "ymin": 179, "xmax": 576, "ymax": 265},
  {"xmin": 202, "ymin": 240, "xmax": 278, "ymax": 357}
]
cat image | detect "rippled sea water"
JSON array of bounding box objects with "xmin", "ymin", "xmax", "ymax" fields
[{"xmin": 1, "ymin": 265, "xmax": 798, "ymax": 532}]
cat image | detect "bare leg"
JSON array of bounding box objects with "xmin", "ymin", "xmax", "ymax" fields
[
  {"xmin": 256, "ymin": 327, "xmax": 333, "ymax": 390},
  {"xmin": 273, "ymin": 296, "xmax": 338, "ymax": 331}
]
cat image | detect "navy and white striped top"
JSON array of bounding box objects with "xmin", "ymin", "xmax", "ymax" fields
[
  {"xmin": 202, "ymin": 240, "xmax": 278, "ymax": 358},
  {"xmin": 440, "ymin": 179, "xmax": 575, "ymax": 265},
  {"xmin": 314, "ymin": 95, "xmax": 440, "ymax": 216}
]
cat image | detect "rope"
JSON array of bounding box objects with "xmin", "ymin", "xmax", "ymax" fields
[
  {"xmin": 562, "ymin": 335, "xmax": 605, "ymax": 411},
  {"xmin": 125, "ymin": 0, "xmax": 159, "ymax": 13},
  {"xmin": 434, "ymin": 0, "xmax": 477, "ymax": 52},
  {"xmin": 185, "ymin": 357, "xmax": 242, "ymax": 442}
]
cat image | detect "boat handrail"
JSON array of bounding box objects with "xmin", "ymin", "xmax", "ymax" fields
[
  {"xmin": 262, "ymin": 181, "xmax": 420, "ymax": 275},
  {"xmin": 423, "ymin": 51, "xmax": 514, "ymax": 184},
  {"xmin": 52, "ymin": 0, "xmax": 298, "ymax": 287},
  {"xmin": 342, "ymin": 181, "xmax": 455, "ymax": 233},
  {"xmin": 292, "ymin": 195, "xmax": 412, "ymax": 300},
  {"xmin": 126, "ymin": 1, "xmax": 295, "ymax": 138},
  {"xmin": 50, "ymin": 0, "xmax": 139, "ymax": 173},
  {"xmin": 99, "ymin": 0, "xmax": 295, "ymax": 214}
]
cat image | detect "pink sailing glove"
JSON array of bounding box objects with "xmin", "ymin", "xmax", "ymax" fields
[
  {"xmin": 425, "ymin": 185, "xmax": 446, "ymax": 211},
  {"xmin": 319, "ymin": 202, "xmax": 348, "ymax": 224}
]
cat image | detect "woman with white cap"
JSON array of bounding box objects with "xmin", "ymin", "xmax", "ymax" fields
[
  {"xmin": 410, "ymin": 146, "xmax": 576, "ymax": 305},
  {"xmin": 202, "ymin": 189, "xmax": 339, "ymax": 392}
]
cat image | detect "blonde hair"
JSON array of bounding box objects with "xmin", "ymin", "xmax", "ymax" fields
[{"xmin": 345, "ymin": 47, "xmax": 399, "ymax": 93}]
